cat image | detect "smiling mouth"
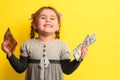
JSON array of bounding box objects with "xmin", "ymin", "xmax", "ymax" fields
[{"xmin": 44, "ymin": 24, "xmax": 52, "ymax": 28}]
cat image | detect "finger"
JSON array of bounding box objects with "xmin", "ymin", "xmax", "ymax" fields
[
  {"xmin": 2, "ymin": 42, "xmax": 7, "ymax": 48},
  {"xmin": 81, "ymin": 51, "xmax": 86, "ymax": 59},
  {"xmin": 81, "ymin": 46, "xmax": 88, "ymax": 59},
  {"xmin": 1, "ymin": 41, "xmax": 11, "ymax": 54},
  {"xmin": 82, "ymin": 45, "xmax": 88, "ymax": 53},
  {"xmin": 1, "ymin": 40, "xmax": 9, "ymax": 50}
]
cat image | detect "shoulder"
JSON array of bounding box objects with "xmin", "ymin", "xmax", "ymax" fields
[
  {"xmin": 55, "ymin": 39, "xmax": 70, "ymax": 49},
  {"xmin": 21, "ymin": 38, "xmax": 36, "ymax": 47},
  {"xmin": 23, "ymin": 38, "xmax": 36, "ymax": 44},
  {"xmin": 55, "ymin": 39, "xmax": 68, "ymax": 46},
  {"xmin": 56, "ymin": 40, "xmax": 71, "ymax": 59}
]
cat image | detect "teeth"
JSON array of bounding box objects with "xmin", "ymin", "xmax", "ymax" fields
[{"xmin": 44, "ymin": 24, "xmax": 51, "ymax": 27}]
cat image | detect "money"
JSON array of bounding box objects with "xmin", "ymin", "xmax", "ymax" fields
[
  {"xmin": 84, "ymin": 33, "xmax": 96, "ymax": 47},
  {"xmin": 73, "ymin": 33, "xmax": 96, "ymax": 61},
  {"xmin": 4, "ymin": 28, "xmax": 17, "ymax": 52}
]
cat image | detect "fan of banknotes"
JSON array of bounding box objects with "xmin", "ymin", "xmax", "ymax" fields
[
  {"xmin": 4, "ymin": 28, "xmax": 17, "ymax": 52},
  {"xmin": 73, "ymin": 33, "xmax": 96, "ymax": 61}
]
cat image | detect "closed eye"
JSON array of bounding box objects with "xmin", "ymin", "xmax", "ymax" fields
[
  {"xmin": 50, "ymin": 17, "xmax": 55, "ymax": 20},
  {"xmin": 40, "ymin": 16, "xmax": 46, "ymax": 19}
]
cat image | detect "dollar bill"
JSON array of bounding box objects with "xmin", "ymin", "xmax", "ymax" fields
[
  {"xmin": 84, "ymin": 33, "xmax": 96, "ymax": 47},
  {"xmin": 73, "ymin": 33, "xmax": 96, "ymax": 61}
]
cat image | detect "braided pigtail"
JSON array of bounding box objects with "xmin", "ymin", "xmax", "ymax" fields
[
  {"xmin": 55, "ymin": 31, "xmax": 60, "ymax": 39},
  {"xmin": 30, "ymin": 26, "xmax": 35, "ymax": 39}
]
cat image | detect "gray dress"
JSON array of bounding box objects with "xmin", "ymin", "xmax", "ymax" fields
[{"xmin": 20, "ymin": 38, "xmax": 71, "ymax": 80}]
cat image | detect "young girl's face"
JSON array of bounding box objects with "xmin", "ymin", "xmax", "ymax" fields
[{"xmin": 34, "ymin": 9, "xmax": 59, "ymax": 36}]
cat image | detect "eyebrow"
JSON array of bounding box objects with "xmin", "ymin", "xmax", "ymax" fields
[{"xmin": 40, "ymin": 14, "xmax": 57, "ymax": 18}]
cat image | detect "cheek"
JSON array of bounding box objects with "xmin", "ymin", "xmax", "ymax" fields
[
  {"xmin": 54, "ymin": 22, "xmax": 60, "ymax": 29},
  {"xmin": 36, "ymin": 21, "xmax": 44, "ymax": 28},
  {"xmin": 37, "ymin": 19, "xmax": 45, "ymax": 25}
]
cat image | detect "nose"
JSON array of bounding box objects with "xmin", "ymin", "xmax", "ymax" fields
[{"xmin": 46, "ymin": 18, "xmax": 50, "ymax": 22}]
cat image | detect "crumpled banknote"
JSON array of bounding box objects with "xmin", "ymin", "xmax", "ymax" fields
[{"xmin": 4, "ymin": 28, "xmax": 17, "ymax": 52}]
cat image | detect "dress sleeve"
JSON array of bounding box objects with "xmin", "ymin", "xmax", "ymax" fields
[
  {"xmin": 60, "ymin": 42, "xmax": 71, "ymax": 60},
  {"xmin": 7, "ymin": 41, "xmax": 30, "ymax": 73},
  {"xmin": 7, "ymin": 54, "xmax": 29, "ymax": 73},
  {"xmin": 60, "ymin": 42, "xmax": 83, "ymax": 74},
  {"xmin": 61, "ymin": 59, "xmax": 83, "ymax": 75},
  {"xmin": 20, "ymin": 41, "xmax": 30, "ymax": 57}
]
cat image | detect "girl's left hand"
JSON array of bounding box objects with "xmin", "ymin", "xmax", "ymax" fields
[{"xmin": 79, "ymin": 44, "xmax": 88, "ymax": 61}]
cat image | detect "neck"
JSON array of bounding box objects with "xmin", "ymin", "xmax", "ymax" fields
[{"xmin": 37, "ymin": 35, "xmax": 55, "ymax": 43}]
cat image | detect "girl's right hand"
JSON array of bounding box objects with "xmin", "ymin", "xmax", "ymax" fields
[{"xmin": 1, "ymin": 40, "xmax": 12, "ymax": 57}]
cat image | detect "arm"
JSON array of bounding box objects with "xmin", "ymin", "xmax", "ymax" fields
[
  {"xmin": 2, "ymin": 40, "xmax": 29, "ymax": 73},
  {"xmin": 7, "ymin": 54, "xmax": 29, "ymax": 73},
  {"xmin": 60, "ymin": 41, "xmax": 87, "ymax": 74},
  {"xmin": 61, "ymin": 59, "xmax": 83, "ymax": 75}
]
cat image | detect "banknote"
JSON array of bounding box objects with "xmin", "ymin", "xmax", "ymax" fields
[
  {"xmin": 4, "ymin": 28, "xmax": 17, "ymax": 52},
  {"xmin": 84, "ymin": 33, "xmax": 96, "ymax": 47},
  {"xmin": 73, "ymin": 33, "xmax": 96, "ymax": 61}
]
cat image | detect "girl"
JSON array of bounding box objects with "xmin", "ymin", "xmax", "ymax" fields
[{"xmin": 1, "ymin": 6, "xmax": 88, "ymax": 80}]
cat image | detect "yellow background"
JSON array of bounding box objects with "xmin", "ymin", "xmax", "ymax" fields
[{"xmin": 0, "ymin": 0, "xmax": 120, "ymax": 80}]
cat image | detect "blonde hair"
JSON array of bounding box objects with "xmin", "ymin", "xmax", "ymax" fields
[{"xmin": 30, "ymin": 6, "xmax": 61, "ymax": 39}]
